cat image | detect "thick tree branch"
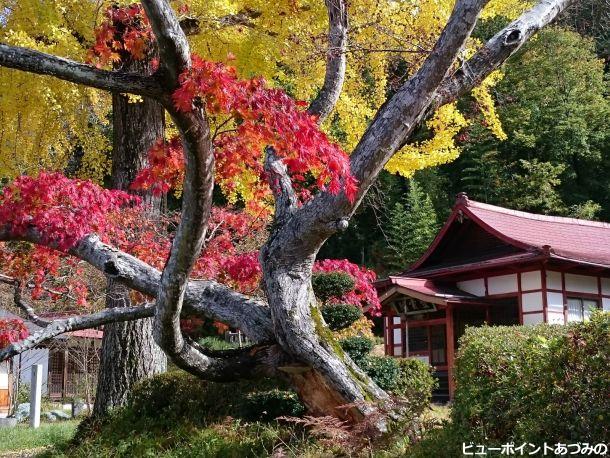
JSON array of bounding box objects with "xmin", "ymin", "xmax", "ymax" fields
[
  {"xmin": 433, "ymin": 0, "xmax": 575, "ymax": 108},
  {"xmin": 174, "ymin": 341, "xmax": 291, "ymax": 381},
  {"xmin": 274, "ymin": 0, "xmax": 490, "ymax": 259},
  {"xmin": 307, "ymin": 0, "xmax": 348, "ymax": 123},
  {"xmin": 0, "ymin": 230, "xmax": 274, "ymax": 341},
  {"xmin": 0, "ymin": 298, "xmax": 287, "ymax": 381},
  {"xmin": 0, "ymin": 275, "xmax": 49, "ymax": 326},
  {"xmin": 14, "ymin": 288, "xmax": 51, "ymax": 328},
  {"xmin": 142, "ymin": 0, "xmax": 225, "ymax": 378},
  {"xmin": 141, "ymin": 0, "xmax": 191, "ymax": 87},
  {"xmin": 265, "ymin": 147, "xmax": 298, "ymax": 221},
  {"xmin": 275, "ymin": 0, "xmax": 574, "ymax": 263},
  {"xmin": 0, "ymin": 44, "xmax": 163, "ymax": 96},
  {"xmin": 0, "ymin": 304, "xmax": 155, "ymax": 361}
]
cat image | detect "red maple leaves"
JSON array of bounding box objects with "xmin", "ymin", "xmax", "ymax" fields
[
  {"xmin": 133, "ymin": 56, "xmax": 358, "ymax": 209},
  {"xmin": 0, "ymin": 172, "xmax": 138, "ymax": 250},
  {"xmin": 313, "ymin": 259, "xmax": 381, "ymax": 314},
  {"xmin": 0, "ymin": 319, "xmax": 29, "ymax": 347},
  {"xmin": 88, "ymin": 4, "xmax": 154, "ymax": 67},
  {"xmin": 129, "ymin": 137, "xmax": 185, "ymax": 196},
  {"xmin": 88, "ymin": 5, "xmax": 357, "ymax": 207}
]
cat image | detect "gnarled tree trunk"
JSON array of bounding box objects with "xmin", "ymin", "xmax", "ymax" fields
[{"xmin": 260, "ymin": 241, "xmax": 387, "ymax": 423}]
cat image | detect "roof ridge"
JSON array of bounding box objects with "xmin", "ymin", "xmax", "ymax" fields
[{"xmin": 464, "ymin": 199, "xmax": 610, "ymax": 229}]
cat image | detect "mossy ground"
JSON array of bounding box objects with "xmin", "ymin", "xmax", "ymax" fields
[{"xmin": 10, "ymin": 371, "xmax": 449, "ymax": 457}]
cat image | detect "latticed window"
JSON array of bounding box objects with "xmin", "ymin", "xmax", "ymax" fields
[{"xmin": 567, "ymin": 297, "xmax": 598, "ymax": 323}]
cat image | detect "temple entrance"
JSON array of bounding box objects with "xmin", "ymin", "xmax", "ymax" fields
[
  {"xmin": 406, "ymin": 322, "xmax": 449, "ymax": 402},
  {"xmin": 382, "ymin": 295, "xmax": 521, "ymax": 402}
]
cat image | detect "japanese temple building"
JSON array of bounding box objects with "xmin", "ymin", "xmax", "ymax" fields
[{"xmin": 376, "ymin": 193, "xmax": 610, "ymax": 401}]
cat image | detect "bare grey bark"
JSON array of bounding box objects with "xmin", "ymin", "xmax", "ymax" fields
[
  {"xmin": 0, "ymin": 0, "xmax": 576, "ymax": 425},
  {"xmin": 0, "ymin": 304, "xmax": 155, "ymax": 360},
  {"xmin": 0, "ymin": 44, "xmax": 162, "ymax": 96},
  {"xmin": 434, "ymin": 0, "xmax": 575, "ymax": 108},
  {"xmin": 0, "ymin": 302, "xmax": 287, "ymax": 382},
  {"xmin": 0, "ymin": 230, "xmax": 274, "ymax": 341},
  {"xmin": 0, "ymin": 275, "xmax": 50, "ymax": 327},
  {"xmin": 141, "ymin": 0, "xmax": 231, "ymax": 379},
  {"xmin": 307, "ymin": 0, "xmax": 348, "ymax": 123}
]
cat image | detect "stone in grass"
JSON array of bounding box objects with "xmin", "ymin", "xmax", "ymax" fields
[
  {"xmin": 13, "ymin": 402, "xmax": 30, "ymax": 422},
  {"xmin": 49, "ymin": 409, "xmax": 71, "ymax": 420},
  {"xmin": 0, "ymin": 417, "xmax": 18, "ymax": 427}
]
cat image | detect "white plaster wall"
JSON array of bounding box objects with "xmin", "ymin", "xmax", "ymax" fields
[
  {"xmin": 546, "ymin": 292, "xmax": 564, "ymax": 314},
  {"xmin": 547, "ymin": 311, "xmax": 565, "ymax": 325},
  {"xmin": 564, "ymin": 273, "xmax": 598, "ymax": 294},
  {"xmin": 15, "ymin": 348, "xmax": 49, "ymax": 395},
  {"xmin": 601, "ymin": 278, "xmax": 610, "ymax": 295},
  {"xmin": 393, "ymin": 328, "xmax": 402, "ymax": 344},
  {"xmin": 603, "ymin": 297, "xmax": 610, "ymax": 312},
  {"xmin": 546, "ymin": 271, "xmax": 563, "ymax": 290},
  {"xmin": 457, "ymin": 278, "xmax": 486, "ymax": 296},
  {"xmin": 488, "ymin": 274, "xmax": 518, "ymax": 295},
  {"xmin": 520, "ymin": 271, "xmax": 541, "ymax": 291},
  {"xmin": 0, "ymin": 362, "xmax": 9, "ymax": 389},
  {"xmin": 523, "ymin": 313, "xmax": 544, "ymax": 325},
  {"xmin": 521, "ymin": 291, "xmax": 543, "ymax": 313}
]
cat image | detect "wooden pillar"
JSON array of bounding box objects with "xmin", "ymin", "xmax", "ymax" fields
[
  {"xmin": 402, "ymin": 315, "xmax": 408, "ymax": 357},
  {"xmin": 63, "ymin": 349, "xmax": 68, "ymax": 398},
  {"xmin": 446, "ymin": 304, "xmax": 456, "ymax": 399},
  {"xmin": 541, "ymin": 267, "xmax": 548, "ymax": 323}
]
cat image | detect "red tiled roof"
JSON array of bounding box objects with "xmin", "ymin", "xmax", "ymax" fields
[
  {"xmin": 463, "ymin": 198, "xmax": 610, "ymax": 267},
  {"xmin": 407, "ymin": 252, "xmax": 542, "ymax": 278},
  {"xmin": 404, "ymin": 195, "xmax": 610, "ymax": 275},
  {"xmin": 377, "ymin": 276, "xmax": 492, "ymax": 305},
  {"xmin": 65, "ymin": 329, "xmax": 103, "ymax": 339}
]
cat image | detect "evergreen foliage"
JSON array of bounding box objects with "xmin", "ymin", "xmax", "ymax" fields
[
  {"xmin": 453, "ymin": 312, "xmax": 610, "ymax": 444},
  {"xmin": 444, "ymin": 27, "xmax": 610, "ymax": 219},
  {"xmin": 384, "ymin": 180, "xmax": 438, "ymax": 271}
]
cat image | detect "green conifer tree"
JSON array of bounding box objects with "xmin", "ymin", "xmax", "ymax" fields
[{"xmin": 385, "ymin": 180, "xmax": 438, "ymax": 272}]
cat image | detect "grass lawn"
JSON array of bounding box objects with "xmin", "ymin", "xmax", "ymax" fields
[{"xmin": 0, "ymin": 420, "xmax": 78, "ymax": 456}]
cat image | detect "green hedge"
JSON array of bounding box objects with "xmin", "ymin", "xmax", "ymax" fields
[
  {"xmin": 393, "ymin": 358, "xmax": 437, "ymax": 415},
  {"xmin": 340, "ymin": 336, "xmax": 435, "ymax": 413},
  {"xmin": 127, "ymin": 372, "xmax": 304, "ymax": 424},
  {"xmin": 241, "ymin": 389, "xmax": 306, "ymax": 421},
  {"xmin": 453, "ymin": 311, "xmax": 610, "ymax": 444},
  {"xmin": 340, "ymin": 335, "xmax": 375, "ymax": 362}
]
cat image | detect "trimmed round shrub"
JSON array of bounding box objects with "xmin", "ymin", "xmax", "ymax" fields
[
  {"xmin": 241, "ymin": 389, "xmax": 306, "ymax": 421},
  {"xmin": 340, "ymin": 336, "xmax": 374, "ymax": 362},
  {"xmin": 360, "ymin": 356, "xmax": 400, "ymax": 391},
  {"xmin": 321, "ymin": 303, "xmax": 363, "ymax": 330},
  {"xmin": 453, "ymin": 311, "xmax": 610, "ymax": 444},
  {"xmin": 393, "ymin": 358, "xmax": 437, "ymax": 415},
  {"xmin": 312, "ymin": 271, "xmax": 355, "ymax": 303}
]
